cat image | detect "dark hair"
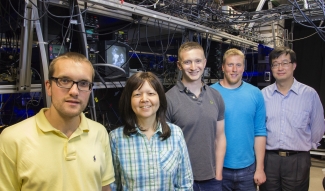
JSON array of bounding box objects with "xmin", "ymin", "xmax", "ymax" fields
[
  {"xmin": 269, "ymin": 47, "xmax": 297, "ymax": 65},
  {"xmin": 119, "ymin": 72, "xmax": 171, "ymax": 140}
]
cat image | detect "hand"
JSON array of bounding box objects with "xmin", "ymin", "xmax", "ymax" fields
[
  {"xmin": 254, "ymin": 169, "xmax": 266, "ymax": 186},
  {"xmin": 215, "ymin": 173, "xmax": 223, "ymax": 181}
]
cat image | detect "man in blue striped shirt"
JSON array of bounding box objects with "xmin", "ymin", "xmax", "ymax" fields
[{"xmin": 260, "ymin": 47, "xmax": 325, "ymax": 191}]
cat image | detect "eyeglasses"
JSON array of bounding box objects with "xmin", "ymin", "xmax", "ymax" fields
[
  {"xmin": 50, "ymin": 77, "xmax": 93, "ymax": 92},
  {"xmin": 181, "ymin": 59, "xmax": 204, "ymax": 65},
  {"xmin": 271, "ymin": 61, "xmax": 292, "ymax": 69}
]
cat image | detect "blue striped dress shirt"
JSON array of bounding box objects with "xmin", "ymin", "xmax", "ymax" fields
[
  {"xmin": 109, "ymin": 122, "xmax": 193, "ymax": 191},
  {"xmin": 262, "ymin": 79, "xmax": 325, "ymax": 151}
]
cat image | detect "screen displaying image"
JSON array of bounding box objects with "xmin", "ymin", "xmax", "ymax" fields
[
  {"xmin": 106, "ymin": 45, "xmax": 126, "ymax": 67},
  {"xmin": 49, "ymin": 44, "xmax": 67, "ymax": 60}
]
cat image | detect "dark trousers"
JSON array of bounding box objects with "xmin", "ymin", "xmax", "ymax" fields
[
  {"xmin": 193, "ymin": 178, "xmax": 222, "ymax": 191},
  {"xmin": 259, "ymin": 151, "xmax": 310, "ymax": 191}
]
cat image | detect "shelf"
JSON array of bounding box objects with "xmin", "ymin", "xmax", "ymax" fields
[
  {"xmin": 0, "ymin": 84, "xmax": 42, "ymax": 94},
  {"xmin": 310, "ymin": 151, "xmax": 325, "ymax": 156},
  {"xmin": 93, "ymin": 81, "xmax": 126, "ymax": 89},
  {"xmin": 0, "ymin": 82, "xmax": 126, "ymax": 94}
]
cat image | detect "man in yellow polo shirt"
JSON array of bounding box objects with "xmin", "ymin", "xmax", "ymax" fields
[{"xmin": 0, "ymin": 52, "xmax": 115, "ymax": 191}]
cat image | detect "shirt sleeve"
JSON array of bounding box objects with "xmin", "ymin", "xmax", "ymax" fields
[
  {"xmin": 216, "ymin": 92, "xmax": 225, "ymax": 121},
  {"xmin": 254, "ymin": 90, "xmax": 267, "ymax": 136},
  {"xmin": 175, "ymin": 127, "xmax": 194, "ymax": 191},
  {"xmin": 165, "ymin": 95, "xmax": 173, "ymax": 123},
  {"xmin": 102, "ymin": 130, "xmax": 115, "ymax": 187},
  {"xmin": 109, "ymin": 131, "xmax": 122, "ymax": 191},
  {"xmin": 0, "ymin": 132, "xmax": 21, "ymax": 191},
  {"xmin": 310, "ymin": 91, "xmax": 325, "ymax": 148}
]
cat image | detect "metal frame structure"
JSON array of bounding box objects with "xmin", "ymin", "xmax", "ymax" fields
[
  {"xmin": 49, "ymin": 0, "xmax": 259, "ymax": 49},
  {"xmin": 16, "ymin": 0, "xmax": 51, "ymax": 107}
]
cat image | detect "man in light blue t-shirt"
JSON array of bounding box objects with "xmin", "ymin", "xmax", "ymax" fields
[{"xmin": 211, "ymin": 48, "xmax": 267, "ymax": 191}]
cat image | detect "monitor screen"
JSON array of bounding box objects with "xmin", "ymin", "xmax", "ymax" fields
[
  {"xmin": 106, "ymin": 45, "xmax": 127, "ymax": 67},
  {"xmin": 49, "ymin": 44, "xmax": 67, "ymax": 60},
  {"xmin": 97, "ymin": 40, "xmax": 130, "ymax": 79}
]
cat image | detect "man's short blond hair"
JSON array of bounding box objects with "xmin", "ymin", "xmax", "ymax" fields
[
  {"xmin": 223, "ymin": 48, "xmax": 245, "ymax": 64},
  {"xmin": 178, "ymin": 42, "xmax": 205, "ymax": 60},
  {"xmin": 48, "ymin": 52, "xmax": 95, "ymax": 80}
]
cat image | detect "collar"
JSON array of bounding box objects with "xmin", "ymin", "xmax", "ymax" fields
[
  {"xmin": 272, "ymin": 78, "xmax": 299, "ymax": 95},
  {"xmin": 218, "ymin": 81, "xmax": 244, "ymax": 89},
  {"xmin": 134, "ymin": 121, "xmax": 163, "ymax": 136},
  {"xmin": 176, "ymin": 80, "xmax": 206, "ymax": 93},
  {"xmin": 36, "ymin": 108, "xmax": 89, "ymax": 133}
]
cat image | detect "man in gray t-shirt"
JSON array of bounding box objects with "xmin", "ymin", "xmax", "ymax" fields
[{"xmin": 166, "ymin": 41, "xmax": 226, "ymax": 191}]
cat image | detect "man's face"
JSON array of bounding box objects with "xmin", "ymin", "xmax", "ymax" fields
[
  {"xmin": 177, "ymin": 48, "xmax": 206, "ymax": 83},
  {"xmin": 45, "ymin": 59, "xmax": 93, "ymax": 118},
  {"xmin": 271, "ymin": 53, "xmax": 296, "ymax": 83},
  {"xmin": 222, "ymin": 55, "xmax": 245, "ymax": 88}
]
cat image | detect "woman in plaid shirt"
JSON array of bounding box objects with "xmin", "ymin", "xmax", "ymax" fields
[{"xmin": 109, "ymin": 72, "xmax": 193, "ymax": 191}]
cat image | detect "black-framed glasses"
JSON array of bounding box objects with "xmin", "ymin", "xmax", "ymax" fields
[
  {"xmin": 50, "ymin": 77, "xmax": 93, "ymax": 92},
  {"xmin": 271, "ymin": 61, "xmax": 292, "ymax": 69}
]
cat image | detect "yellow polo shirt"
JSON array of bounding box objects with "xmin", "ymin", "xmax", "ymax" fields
[{"xmin": 0, "ymin": 108, "xmax": 115, "ymax": 191}]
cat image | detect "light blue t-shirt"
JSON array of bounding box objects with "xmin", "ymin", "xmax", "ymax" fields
[{"xmin": 211, "ymin": 81, "xmax": 267, "ymax": 169}]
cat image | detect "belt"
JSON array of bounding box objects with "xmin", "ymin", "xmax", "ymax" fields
[{"xmin": 266, "ymin": 150, "xmax": 307, "ymax": 157}]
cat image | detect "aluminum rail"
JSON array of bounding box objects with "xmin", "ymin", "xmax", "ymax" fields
[{"xmin": 49, "ymin": 0, "xmax": 259, "ymax": 49}]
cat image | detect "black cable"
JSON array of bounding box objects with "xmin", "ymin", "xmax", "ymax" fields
[
  {"xmin": 145, "ymin": 18, "xmax": 156, "ymax": 54},
  {"xmin": 105, "ymin": 99, "xmax": 122, "ymax": 125},
  {"xmin": 8, "ymin": 0, "xmax": 48, "ymax": 21},
  {"xmin": 157, "ymin": 20, "xmax": 164, "ymax": 56},
  {"xmin": 26, "ymin": 2, "xmax": 134, "ymax": 38},
  {"xmin": 94, "ymin": 69, "xmax": 109, "ymax": 102},
  {"xmin": 8, "ymin": 93, "xmax": 18, "ymax": 125},
  {"xmin": 96, "ymin": 53, "xmax": 123, "ymax": 79},
  {"xmin": 290, "ymin": 0, "xmax": 325, "ymax": 41},
  {"xmin": 120, "ymin": 42, "xmax": 145, "ymax": 70},
  {"xmin": 163, "ymin": 24, "xmax": 178, "ymax": 55},
  {"xmin": 42, "ymin": 0, "xmax": 95, "ymax": 19}
]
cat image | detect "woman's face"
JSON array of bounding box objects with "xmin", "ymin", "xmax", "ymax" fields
[{"xmin": 131, "ymin": 81, "xmax": 160, "ymax": 121}]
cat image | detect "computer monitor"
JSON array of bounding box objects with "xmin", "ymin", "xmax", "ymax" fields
[
  {"xmin": 99, "ymin": 40, "xmax": 130, "ymax": 79},
  {"xmin": 48, "ymin": 44, "xmax": 67, "ymax": 60}
]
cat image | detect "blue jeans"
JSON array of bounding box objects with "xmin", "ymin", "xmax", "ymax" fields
[
  {"xmin": 222, "ymin": 162, "xmax": 257, "ymax": 191},
  {"xmin": 193, "ymin": 178, "xmax": 222, "ymax": 191}
]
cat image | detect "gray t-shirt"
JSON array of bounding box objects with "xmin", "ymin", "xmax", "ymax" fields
[{"xmin": 166, "ymin": 80, "xmax": 225, "ymax": 181}]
